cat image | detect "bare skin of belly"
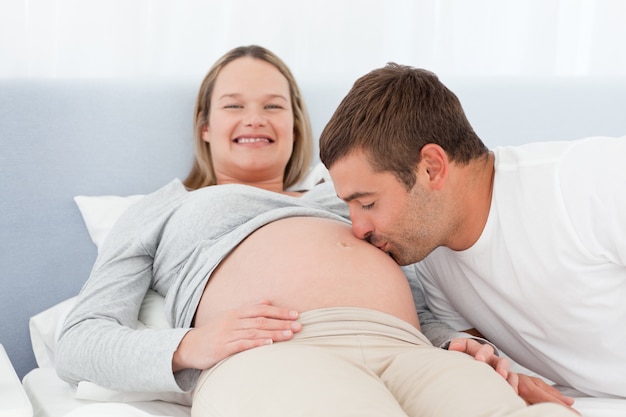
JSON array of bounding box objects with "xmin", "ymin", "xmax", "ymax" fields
[{"xmin": 194, "ymin": 216, "xmax": 420, "ymax": 330}]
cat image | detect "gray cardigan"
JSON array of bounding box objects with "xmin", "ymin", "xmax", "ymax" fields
[{"xmin": 56, "ymin": 179, "xmax": 463, "ymax": 393}]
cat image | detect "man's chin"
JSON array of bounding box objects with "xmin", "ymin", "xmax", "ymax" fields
[
  {"xmin": 390, "ymin": 249, "xmax": 429, "ymax": 266},
  {"xmin": 389, "ymin": 251, "xmax": 410, "ymax": 266}
]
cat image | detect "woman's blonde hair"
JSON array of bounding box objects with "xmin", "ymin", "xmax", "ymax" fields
[{"xmin": 184, "ymin": 45, "xmax": 313, "ymax": 190}]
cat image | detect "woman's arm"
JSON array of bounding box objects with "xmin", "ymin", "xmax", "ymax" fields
[{"xmin": 56, "ymin": 181, "xmax": 195, "ymax": 393}]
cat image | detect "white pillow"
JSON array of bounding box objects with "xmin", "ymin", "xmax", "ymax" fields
[
  {"xmin": 29, "ymin": 296, "xmax": 77, "ymax": 368},
  {"xmin": 286, "ymin": 162, "xmax": 331, "ymax": 191},
  {"xmin": 74, "ymin": 194, "xmax": 145, "ymax": 251},
  {"xmin": 28, "ymin": 290, "xmax": 170, "ymax": 369},
  {"xmin": 29, "ymin": 290, "xmax": 187, "ymax": 404},
  {"xmin": 62, "ymin": 402, "xmax": 177, "ymax": 417},
  {"xmin": 74, "ymin": 380, "xmax": 192, "ymax": 406}
]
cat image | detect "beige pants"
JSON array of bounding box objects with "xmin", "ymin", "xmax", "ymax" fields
[{"xmin": 192, "ymin": 307, "xmax": 575, "ymax": 417}]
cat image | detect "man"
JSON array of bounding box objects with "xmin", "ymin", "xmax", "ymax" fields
[{"xmin": 319, "ymin": 63, "xmax": 626, "ymax": 400}]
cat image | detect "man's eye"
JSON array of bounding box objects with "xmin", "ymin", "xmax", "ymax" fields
[{"xmin": 362, "ymin": 202, "xmax": 374, "ymax": 210}]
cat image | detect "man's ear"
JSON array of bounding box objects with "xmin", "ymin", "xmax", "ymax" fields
[
  {"xmin": 419, "ymin": 144, "xmax": 448, "ymax": 190},
  {"xmin": 201, "ymin": 125, "xmax": 210, "ymax": 143}
]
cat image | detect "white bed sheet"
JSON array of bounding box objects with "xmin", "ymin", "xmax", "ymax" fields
[
  {"xmin": 506, "ymin": 359, "xmax": 626, "ymax": 417},
  {"xmin": 22, "ymin": 365, "xmax": 626, "ymax": 417},
  {"xmin": 22, "ymin": 368, "xmax": 190, "ymax": 417}
]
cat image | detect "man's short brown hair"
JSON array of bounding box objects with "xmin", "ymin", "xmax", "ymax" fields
[{"xmin": 319, "ymin": 64, "xmax": 487, "ymax": 190}]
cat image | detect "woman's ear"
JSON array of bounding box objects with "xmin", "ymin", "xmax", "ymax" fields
[
  {"xmin": 201, "ymin": 125, "xmax": 210, "ymax": 143},
  {"xmin": 419, "ymin": 144, "xmax": 448, "ymax": 190}
]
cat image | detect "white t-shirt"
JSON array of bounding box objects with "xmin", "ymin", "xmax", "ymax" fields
[{"xmin": 410, "ymin": 136, "xmax": 626, "ymax": 397}]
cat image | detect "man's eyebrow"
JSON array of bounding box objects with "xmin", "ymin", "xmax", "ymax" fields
[{"xmin": 338, "ymin": 191, "xmax": 374, "ymax": 203}]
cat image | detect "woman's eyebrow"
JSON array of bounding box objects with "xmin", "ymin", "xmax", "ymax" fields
[{"xmin": 216, "ymin": 93, "xmax": 288, "ymax": 101}]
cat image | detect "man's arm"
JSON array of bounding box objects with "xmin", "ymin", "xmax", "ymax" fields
[{"xmin": 402, "ymin": 264, "xmax": 495, "ymax": 348}]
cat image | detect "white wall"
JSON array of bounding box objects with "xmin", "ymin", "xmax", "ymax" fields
[{"xmin": 1, "ymin": 0, "xmax": 626, "ymax": 83}]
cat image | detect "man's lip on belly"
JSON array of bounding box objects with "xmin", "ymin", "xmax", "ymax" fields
[{"xmin": 374, "ymin": 242, "xmax": 389, "ymax": 253}]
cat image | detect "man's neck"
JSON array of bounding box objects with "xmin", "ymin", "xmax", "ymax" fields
[{"xmin": 446, "ymin": 152, "xmax": 495, "ymax": 251}]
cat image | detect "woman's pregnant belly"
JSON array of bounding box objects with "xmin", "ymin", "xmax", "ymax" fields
[{"xmin": 194, "ymin": 216, "xmax": 419, "ymax": 328}]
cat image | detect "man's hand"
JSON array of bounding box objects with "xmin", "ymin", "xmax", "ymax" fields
[
  {"xmin": 448, "ymin": 338, "xmax": 517, "ymax": 389},
  {"xmin": 517, "ymin": 374, "xmax": 577, "ymax": 412},
  {"xmin": 172, "ymin": 300, "xmax": 301, "ymax": 372},
  {"xmin": 448, "ymin": 337, "xmax": 577, "ymax": 412}
]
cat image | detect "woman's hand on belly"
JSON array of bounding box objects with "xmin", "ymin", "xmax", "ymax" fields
[{"xmin": 172, "ymin": 300, "xmax": 302, "ymax": 373}]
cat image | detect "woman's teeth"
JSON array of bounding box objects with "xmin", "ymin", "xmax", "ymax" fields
[{"xmin": 236, "ymin": 138, "xmax": 271, "ymax": 143}]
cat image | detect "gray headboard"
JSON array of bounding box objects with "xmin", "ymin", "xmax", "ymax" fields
[{"xmin": 1, "ymin": 76, "xmax": 625, "ymax": 379}]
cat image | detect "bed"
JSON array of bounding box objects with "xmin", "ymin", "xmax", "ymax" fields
[{"xmin": 1, "ymin": 76, "xmax": 626, "ymax": 417}]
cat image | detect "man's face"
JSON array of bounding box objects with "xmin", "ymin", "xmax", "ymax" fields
[{"xmin": 329, "ymin": 150, "xmax": 445, "ymax": 265}]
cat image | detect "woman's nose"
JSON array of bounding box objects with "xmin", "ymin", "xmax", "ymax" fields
[{"xmin": 243, "ymin": 108, "xmax": 266, "ymax": 127}]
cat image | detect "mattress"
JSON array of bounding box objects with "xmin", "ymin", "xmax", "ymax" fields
[{"xmin": 22, "ymin": 368, "xmax": 191, "ymax": 417}]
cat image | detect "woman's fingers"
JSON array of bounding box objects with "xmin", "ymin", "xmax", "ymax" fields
[{"xmin": 173, "ymin": 301, "xmax": 302, "ymax": 371}]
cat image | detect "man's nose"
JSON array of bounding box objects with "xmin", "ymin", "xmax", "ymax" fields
[{"xmin": 350, "ymin": 212, "xmax": 373, "ymax": 241}]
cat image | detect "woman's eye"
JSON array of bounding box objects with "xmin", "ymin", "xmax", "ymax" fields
[
  {"xmin": 224, "ymin": 104, "xmax": 242, "ymax": 109},
  {"xmin": 265, "ymin": 104, "xmax": 283, "ymax": 110}
]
